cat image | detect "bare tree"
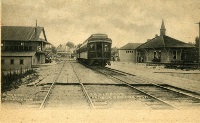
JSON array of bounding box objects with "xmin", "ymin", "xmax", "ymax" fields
[
  {"xmin": 195, "ymin": 36, "xmax": 199, "ymax": 47},
  {"xmin": 66, "ymin": 41, "xmax": 75, "ymax": 48}
]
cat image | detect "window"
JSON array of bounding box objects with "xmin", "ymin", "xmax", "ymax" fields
[
  {"xmin": 96, "ymin": 43, "xmax": 102, "ymax": 57},
  {"xmin": 172, "ymin": 50, "xmax": 177, "ymax": 59},
  {"xmin": 104, "ymin": 44, "xmax": 108, "ymax": 51},
  {"xmin": 90, "ymin": 44, "xmax": 95, "ymax": 51},
  {"xmin": 21, "ymin": 42, "xmax": 24, "ymax": 46},
  {"xmin": 10, "ymin": 59, "xmax": 14, "ymax": 64},
  {"xmin": 154, "ymin": 51, "xmax": 157, "ymax": 59},
  {"xmin": 38, "ymin": 46, "xmax": 41, "ymax": 51},
  {"xmin": 96, "ymin": 43, "xmax": 102, "ymax": 51},
  {"xmin": 158, "ymin": 51, "xmax": 161, "ymax": 59},
  {"xmin": 1, "ymin": 59, "xmax": 5, "ymax": 64},
  {"xmin": 20, "ymin": 59, "xmax": 24, "ymax": 64}
]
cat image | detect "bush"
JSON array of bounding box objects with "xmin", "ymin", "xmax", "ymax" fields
[{"xmin": 1, "ymin": 69, "xmax": 36, "ymax": 93}]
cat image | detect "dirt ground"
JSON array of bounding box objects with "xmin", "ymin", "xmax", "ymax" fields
[
  {"xmin": 2, "ymin": 60, "xmax": 200, "ymax": 110},
  {"xmin": 107, "ymin": 61, "xmax": 200, "ymax": 93},
  {"xmin": 1, "ymin": 61, "xmax": 60, "ymax": 109}
]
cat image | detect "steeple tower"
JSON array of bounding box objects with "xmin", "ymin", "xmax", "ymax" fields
[{"xmin": 160, "ymin": 19, "xmax": 166, "ymax": 36}]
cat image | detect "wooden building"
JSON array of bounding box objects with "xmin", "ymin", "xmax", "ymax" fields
[
  {"xmin": 119, "ymin": 43, "xmax": 142, "ymax": 62},
  {"xmin": 1, "ymin": 26, "xmax": 51, "ymax": 71},
  {"xmin": 136, "ymin": 20, "xmax": 198, "ymax": 64}
]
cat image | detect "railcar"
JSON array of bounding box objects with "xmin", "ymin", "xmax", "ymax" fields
[{"xmin": 76, "ymin": 34, "xmax": 112, "ymax": 67}]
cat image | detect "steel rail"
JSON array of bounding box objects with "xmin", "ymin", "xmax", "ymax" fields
[
  {"xmin": 106, "ymin": 67, "xmax": 200, "ymax": 101},
  {"xmin": 92, "ymin": 67, "xmax": 178, "ymax": 109},
  {"xmin": 104, "ymin": 66, "xmax": 135, "ymax": 76},
  {"xmin": 70, "ymin": 62, "xmax": 95, "ymax": 108},
  {"xmin": 39, "ymin": 61, "xmax": 66, "ymax": 109},
  {"xmin": 135, "ymin": 76, "xmax": 200, "ymax": 101}
]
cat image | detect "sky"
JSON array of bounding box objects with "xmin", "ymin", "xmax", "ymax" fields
[{"xmin": 2, "ymin": 0, "xmax": 200, "ymax": 48}]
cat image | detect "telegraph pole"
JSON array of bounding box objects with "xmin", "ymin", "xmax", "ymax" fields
[{"xmin": 196, "ymin": 22, "xmax": 200, "ymax": 65}]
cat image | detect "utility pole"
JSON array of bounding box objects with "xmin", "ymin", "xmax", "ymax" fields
[{"xmin": 196, "ymin": 22, "xmax": 200, "ymax": 64}]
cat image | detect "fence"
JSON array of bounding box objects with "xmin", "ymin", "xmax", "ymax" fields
[{"xmin": 1, "ymin": 68, "xmax": 36, "ymax": 93}]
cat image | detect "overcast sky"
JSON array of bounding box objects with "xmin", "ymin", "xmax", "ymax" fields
[{"xmin": 2, "ymin": 0, "xmax": 200, "ymax": 47}]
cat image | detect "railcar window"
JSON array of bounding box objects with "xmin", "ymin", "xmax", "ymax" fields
[
  {"xmin": 96, "ymin": 43, "xmax": 102, "ymax": 51},
  {"xmin": 96, "ymin": 43, "xmax": 102, "ymax": 57},
  {"xmin": 104, "ymin": 44, "xmax": 108, "ymax": 51}
]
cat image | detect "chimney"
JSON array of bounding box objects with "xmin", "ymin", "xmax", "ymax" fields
[{"xmin": 35, "ymin": 20, "xmax": 37, "ymax": 37}]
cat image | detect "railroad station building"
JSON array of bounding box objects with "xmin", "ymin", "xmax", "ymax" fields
[
  {"xmin": 118, "ymin": 43, "xmax": 142, "ymax": 62},
  {"xmin": 136, "ymin": 20, "xmax": 198, "ymax": 64},
  {"xmin": 1, "ymin": 25, "xmax": 52, "ymax": 71}
]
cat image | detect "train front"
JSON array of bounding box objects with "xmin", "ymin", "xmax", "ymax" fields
[{"xmin": 87, "ymin": 34, "xmax": 112, "ymax": 67}]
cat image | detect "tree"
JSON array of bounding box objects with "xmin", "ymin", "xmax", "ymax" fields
[
  {"xmin": 66, "ymin": 41, "xmax": 75, "ymax": 48},
  {"xmin": 51, "ymin": 46, "xmax": 57, "ymax": 54},
  {"xmin": 195, "ymin": 36, "xmax": 199, "ymax": 47}
]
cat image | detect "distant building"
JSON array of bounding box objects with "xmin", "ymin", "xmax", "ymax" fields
[
  {"xmin": 119, "ymin": 43, "xmax": 142, "ymax": 62},
  {"xmin": 56, "ymin": 44, "xmax": 71, "ymax": 58},
  {"xmin": 111, "ymin": 47, "xmax": 119, "ymax": 61},
  {"xmin": 137, "ymin": 20, "xmax": 198, "ymax": 64},
  {"xmin": 1, "ymin": 26, "xmax": 51, "ymax": 71}
]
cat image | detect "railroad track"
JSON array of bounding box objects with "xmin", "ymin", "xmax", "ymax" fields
[
  {"xmin": 105, "ymin": 67, "xmax": 200, "ymax": 99},
  {"xmin": 90, "ymin": 66, "xmax": 200, "ymax": 109},
  {"xmin": 29, "ymin": 61, "xmax": 200, "ymax": 109},
  {"xmin": 70, "ymin": 62, "xmax": 97, "ymax": 108},
  {"xmin": 71, "ymin": 61, "xmax": 114, "ymax": 109},
  {"xmin": 28, "ymin": 61, "xmax": 67, "ymax": 109}
]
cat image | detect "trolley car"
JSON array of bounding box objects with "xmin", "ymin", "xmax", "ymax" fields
[{"xmin": 77, "ymin": 34, "xmax": 112, "ymax": 67}]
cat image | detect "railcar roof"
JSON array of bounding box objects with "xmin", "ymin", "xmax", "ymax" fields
[
  {"xmin": 89, "ymin": 34, "xmax": 108, "ymax": 39},
  {"xmin": 78, "ymin": 34, "xmax": 112, "ymax": 49}
]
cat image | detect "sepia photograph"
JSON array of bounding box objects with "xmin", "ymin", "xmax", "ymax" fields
[{"xmin": 1, "ymin": 0, "xmax": 200, "ymax": 122}]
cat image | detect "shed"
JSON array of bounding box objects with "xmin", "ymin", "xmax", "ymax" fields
[{"xmin": 118, "ymin": 43, "xmax": 142, "ymax": 62}]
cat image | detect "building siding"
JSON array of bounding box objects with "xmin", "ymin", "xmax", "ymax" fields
[
  {"xmin": 1, "ymin": 56, "xmax": 32, "ymax": 71},
  {"xmin": 140, "ymin": 49, "xmax": 184, "ymax": 63},
  {"xmin": 119, "ymin": 50, "xmax": 136, "ymax": 62}
]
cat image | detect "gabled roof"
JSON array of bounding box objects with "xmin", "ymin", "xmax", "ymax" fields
[
  {"xmin": 1, "ymin": 26, "xmax": 48, "ymax": 42},
  {"xmin": 138, "ymin": 35, "xmax": 196, "ymax": 49},
  {"xmin": 119, "ymin": 43, "xmax": 142, "ymax": 50}
]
